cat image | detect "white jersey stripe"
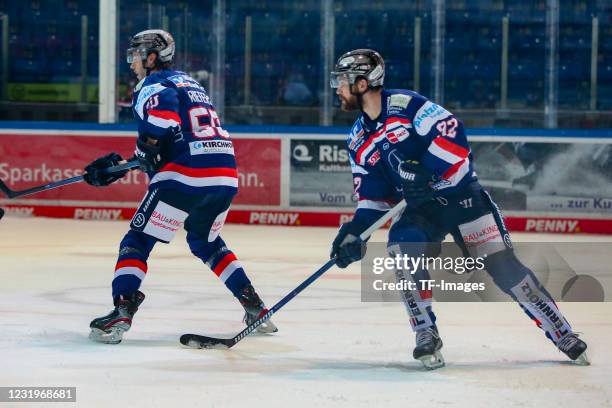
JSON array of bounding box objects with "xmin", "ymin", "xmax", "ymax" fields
[
  {"xmin": 147, "ymin": 115, "xmax": 180, "ymax": 129},
  {"xmin": 114, "ymin": 267, "xmax": 146, "ymax": 281},
  {"xmin": 218, "ymin": 260, "xmax": 242, "ymax": 283},
  {"xmin": 357, "ymin": 199, "xmax": 392, "ymax": 211},
  {"xmin": 149, "ymin": 172, "xmax": 238, "ymax": 188},
  {"xmin": 357, "ymin": 132, "xmax": 387, "ymax": 166},
  {"xmin": 352, "ymin": 162, "xmax": 369, "ymax": 175},
  {"xmin": 443, "ymin": 159, "xmax": 471, "ymax": 187},
  {"xmin": 428, "ymin": 139, "xmax": 464, "ymax": 164},
  {"xmin": 357, "ymin": 143, "xmax": 376, "ymax": 166}
]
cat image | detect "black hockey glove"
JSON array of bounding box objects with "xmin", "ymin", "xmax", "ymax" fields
[
  {"xmin": 83, "ymin": 153, "xmax": 128, "ymax": 187},
  {"xmin": 330, "ymin": 222, "xmax": 366, "ymax": 268},
  {"xmin": 135, "ymin": 135, "xmax": 165, "ymax": 173},
  {"xmin": 399, "ymin": 161, "xmax": 437, "ymax": 209}
]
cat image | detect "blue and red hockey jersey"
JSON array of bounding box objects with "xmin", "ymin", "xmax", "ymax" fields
[
  {"xmin": 347, "ymin": 89, "xmax": 478, "ymax": 228},
  {"xmin": 132, "ymin": 70, "xmax": 237, "ymax": 196}
]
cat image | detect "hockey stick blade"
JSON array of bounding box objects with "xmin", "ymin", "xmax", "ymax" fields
[
  {"xmin": 0, "ymin": 160, "xmax": 140, "ymax": 199},
  {"xmin": 180, "ymin": 334, "xmax": 234, "ymax": 350},
  {"xmin": 180, "ymin": 259, "xmax": 337, "ymax": 350},
  {"xmin": 180, "ymin": 200, "xmax": 408, "ymax": 350}
]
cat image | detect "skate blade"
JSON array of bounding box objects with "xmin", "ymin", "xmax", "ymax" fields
[
  {"xmin": 89, "ymin": 327, "xmax": 125, "ymax": 344},
  {"xmin": 573, "ymin": 351, "xmax": 591, "ymax": 366},
  {"xmin": 255, "ymin": 320, "xmax": 278, "ymax": 334},
  {"xmin": 417, "ymin": 351, "xmax": 445, "ymax": 370}
]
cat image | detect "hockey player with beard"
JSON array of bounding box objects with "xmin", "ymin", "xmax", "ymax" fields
[
  {"xmin": 328, "ymin": 49, "xmax": 588, "ymax": 369},
  {"xmin": 83, "ymin": 29, "xmax": 277, "ymax": 344}
]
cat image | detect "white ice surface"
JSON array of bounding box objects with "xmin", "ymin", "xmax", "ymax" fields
[{"xmin": 0, "ymin": 216, "xmax": 611, "ymax": 408}]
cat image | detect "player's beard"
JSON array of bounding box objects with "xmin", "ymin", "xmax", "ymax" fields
[{"xmin": 339, "ymin": 94, "xmax": 359, "ymax": 111}]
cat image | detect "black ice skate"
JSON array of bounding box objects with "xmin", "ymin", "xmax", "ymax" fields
[
  {"xmin": 239, "ymin": 285, "xmax": 277, "ymax": 334},
  {"xmin": 557, "ymin": 333, "xmax": 590, "ymax": 365},
  {"xmin": 89, "ymin": 291, "xmax": 145, "ymax": 344},
  {"xmin": 413, "ymin": 326, "xmax": 445, "ymax": 370}
]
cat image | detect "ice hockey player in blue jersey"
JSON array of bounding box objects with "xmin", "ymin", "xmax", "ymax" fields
[
  {"xmin": 328, "ymin": 49, "xmax": 588, "ymax": 369},
  {"xmin": 83, "ymin": 29, "xmax": 277, "ymax": 344}
]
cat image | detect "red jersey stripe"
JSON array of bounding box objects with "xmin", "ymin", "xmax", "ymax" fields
[
  {"xmin": 148, "ymin": 109, "xmax": 182, "ymax": 124},
  {"xmin": 159, "ymin": 163, "xmax": 238, "ymax": 178},
  {"xmin": 442, "ymin": 160, "xmax": 465, "ymax": 179},
  {"xmin": 356, "ymin": 137, "xmax": 374, "ymax": 161},
  {"xmin": 213, "ymin": 253, "xmax": 238, "ymax": 277},
  {"xmin": 356, "ymin": 127, "xmax": 385, "ymax": 163},
  {"xmin": 385, "ymin": 117, "xmax": 411, "ymax": 125},
  {"xmin": 433, "ymin": 136, "xmax": 469, "ymax": 159}
]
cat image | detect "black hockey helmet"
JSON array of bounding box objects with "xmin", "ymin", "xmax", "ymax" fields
[
  {"xmin": 127, "ymin": 29, "xmax": 175, "ymax": 64},
  {"xmin": 330, "ymin": 49, "xmax": 385, "ymax": 89}
]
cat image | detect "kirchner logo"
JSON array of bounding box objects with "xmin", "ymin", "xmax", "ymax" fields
[{"xmin": 189, "ymin": 140, "xmax": 234, "ymax": 155}]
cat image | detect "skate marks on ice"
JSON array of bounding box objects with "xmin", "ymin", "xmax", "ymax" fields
[
  {"xmin": 2, "ymin": 219, "xmax": 611, "ymax": 407},
  {"xmin": 126, "ymin": 350, "xmax": 597, "ymax": 385}
]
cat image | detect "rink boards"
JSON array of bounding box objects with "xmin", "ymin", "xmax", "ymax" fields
[{"xmin": 0, "ymin": 123, "xmax": 611, "ymax": 234}]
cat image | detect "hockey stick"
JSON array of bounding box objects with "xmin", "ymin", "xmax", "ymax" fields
[
  {"xmin": 180, "ymin": 199, "xmax": 408, "ymax": 350},
  {"xmin": 0, "ymin": 160, "xmax": 141, "ymax": 199}
]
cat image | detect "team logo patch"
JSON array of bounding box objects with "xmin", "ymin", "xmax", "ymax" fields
[
  {"xmin": 348, "ymin": 121, "xmax": 365, "ymax": 151},
  {"xmin": 348, "ymin": 135, "xmax": 365, "ymax": 151},
  {"xmin": 386, "ymin": 127, "xmax": 409, "ymax": 143},
  {"xmin": 389, "ymin": 94, "xmax": 412, "ymax": 108},
  {"xmin": 133, "ymin": 213, "xmax": 146, "ymax": 228},
  {"xmin": 504, "ymin": 233, "xmax": 513, "ymax": 248},
  {"xmin": 367, "ymin": 150, "xmax": 381, "ymax": 166}
]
